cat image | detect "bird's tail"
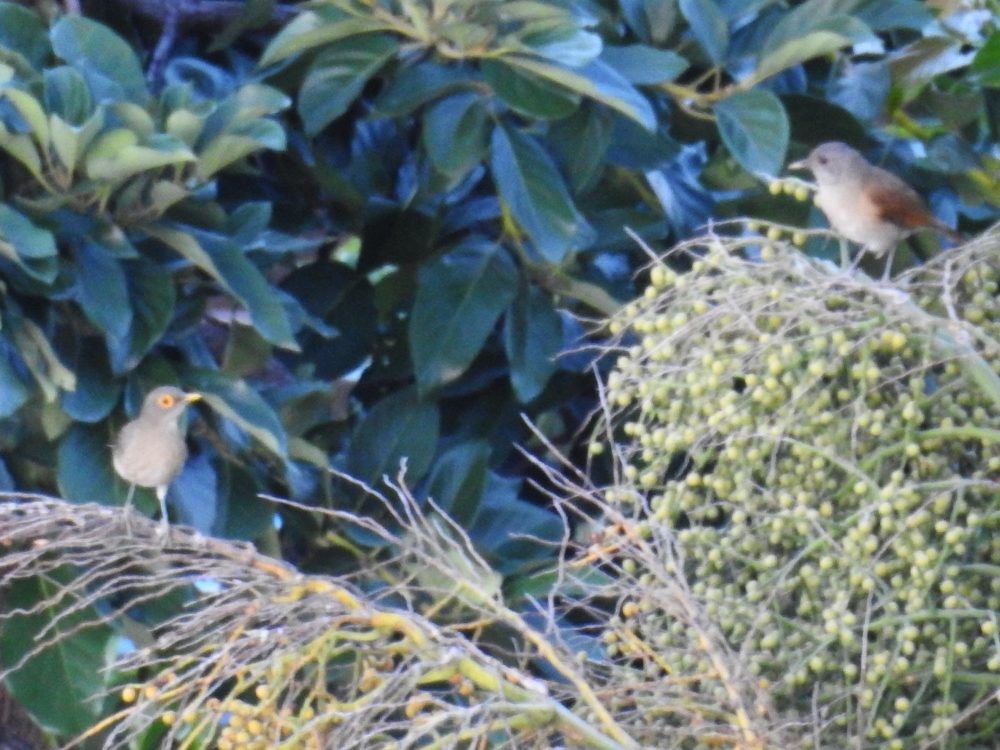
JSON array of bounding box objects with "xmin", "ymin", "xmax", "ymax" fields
[{"xmin": 932, "ymin": 220, "xmax": 965, "ymax": 245}]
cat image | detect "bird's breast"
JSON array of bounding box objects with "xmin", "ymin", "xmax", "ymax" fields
[
  {"xmin": 112, "ymin": 424, "xmax": 188, "ymax": 489},
  {"xmin": 816, "ymin": 182, "xmax": 905, "ymax": 254}
]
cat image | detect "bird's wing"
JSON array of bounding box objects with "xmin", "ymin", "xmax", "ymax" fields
[{"xmin": 862, "ymin": 170, "xmax": 933, "ymax": 231}]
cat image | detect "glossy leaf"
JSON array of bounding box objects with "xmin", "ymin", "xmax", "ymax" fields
[
  {"xmin": 425, "ymin": 441, "xmax": 490, "ymax": 525},
  {"xmin": 196, "ymin": 120, "xmax": 286, "ymax": 179},
  {"xmin": 43, "ymin": 66, "xmax": 93, "ymax": 124},
  {"xmin": 504, "ymin": 282, "xmax": 562, "ymax": 403},
  {"xmin": 61, "ymin": 341, "xmax": 120, "ymax": 423},
  {"xmin": 186, "ymin": 368, "xmax": 288, "ymax": 458},
  {"xmin": 373, "ymin": 62, "xmax": 471, "ymax": 116},
  {"xmin": 469, "ymin": 474, "xmax": 563, "ymax": 575},
  {"xmin": 422, "ymin": 93, "xmax": 490, "ymax": 180},
  {"xmin": 679, "ymin": 0, "xmax": 729, "ymax": 65},
  {"xmin": 50, "ymin": 15, "xmax": 148, "ymax": 103},
  {"xmin": 259, "ymin": 11, "xmax": 390, "ymax": 66},
  {"xmin": 109, "ymin": 258, "xmax": 176, "ymax": 374},
  {"xmin": 714, "ymin": 88, "xmax": 788, "ymax": 176},
  {"xmin": 213, "ymin": 460, "xmax": 274, "ymax": 540},
  {"xmin": 0, "ymin": 203, "xmax": 57, "ymax": 283},
  {"xmin": 490, "ymin": 124, "xmax": 594, "ymax": 262},
  {"xmin": 280, "ymin": 260, "xmax": 376, "ymax": 380},
  {"xmin": 2, "ymin": 574, "xmax": 114, "ymax": 736},
  {"xmin": 0, "ymin": 340, "xmax": 30, "ymax": 417},
  {"xmin": 620, "ymin": 0, "xmax": 679, "ymax": 44},
  {"xmin": 57, "ymin": 422, "xmax": 117, "ymax": 504},
  {"xmin": 74, "ymin": 239, "xmax": 132, "ymax": 343},
  {"xmin": 758, "ymin": 6, "xmax": 875, "ymax": 81},
  {"xmin": 145, "ymin": 225, "xmax": 297, "ymax": 349},
  {"xmin": 498, "ymin": 55, "xmax": 656, "ymax": 130},
  {"xmin": 0, "ymin": 3, "xmax": 49, "ymax": 67},
  {"xmin": 481, "ymin": 59, "xmax": 581, "ymax": 120},
  {"xmin": 971, "ymin": 32, "xmax": 1000, "ymax": 87},
  {"xmin": 1, "ymin": 88, "xmax": 48, "ymax": 148},
  {"xmin": 299, "ymin": 34, "xmax": 397, "ymax": 136},
  {"xmin": 347, "ymin": 386, "xmax": 440, "ymax": 488},
  {"xmin": 601, "ymin": 45, "xmax": 689, "ymax": 85},
  {"xmin": 409, "ymin": 241, "xmax": 518, "ymax": 394}
]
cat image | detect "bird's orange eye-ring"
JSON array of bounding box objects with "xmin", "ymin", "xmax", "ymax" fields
[{"xmin": 157, "ymin": 394, "xmax": 176, "ymax": 409}]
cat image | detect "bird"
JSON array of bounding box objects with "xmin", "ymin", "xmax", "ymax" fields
[
  {"xmin": 788, "ymin": 141, "xmax": 962, "ymax": 280},
  {"xmin": 112, "ymin": 385, "xmax": 202, "ymax": 533}
]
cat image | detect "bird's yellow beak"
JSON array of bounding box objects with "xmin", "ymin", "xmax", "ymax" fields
[
  {"xmin": 184, "ymin": 392, "xmax": 203, "ymax": 404},
  {"xmin": 787, "ymin": 159, "xmax": 809, "ymax": 171}
]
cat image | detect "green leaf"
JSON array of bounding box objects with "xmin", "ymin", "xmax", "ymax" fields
[
  {"xmin": 373, "ymin": 62, "xmax": 470, "ymax": 116},
  {"xmin": 0, "ymin": 3, "xmax": 50, "ymax": 68},
  {"xmin": 481, "ymin": 58, "xmax": 581, "ymax": 120},
  {"xmin": 186, "ymin": 369, "xmax": 288, "ymax": 458},
  {"xmin": 48, "ymin": 114, "xmax": 79, "ymax": 174},
  {"xmin": 61, "ymin": 340, "xmax": 120, "ymax": 423},
  {"xmin": 0, "ymin": 203, "xmax": 57, "ymax": 283},
  {"xmin": 279, "ymin": 260, "xmax": 376, "ymax": 380},
  {"xmin": 211, "ymin": 459, "xmax": 274, "ymax": 540},
  {"xmin": 299, "ymin": 34, "xmax": 397, "ymax": 136},
  {"xmin": 678, "ymin": 0, "xmax": 729, "ymax": 65},
  {"xmin": 74, "ymin": 239, "xmax": 132, "ymax": 343},
  {"xmin": 490, "ymin": 123, "xmax": 594, "ymax": 262},
  {"xmin": 499, "ymin": 55, "xmax": 657, "ymax": 130},
  {"xmin": 7, "ymin": 310, "xmax": 76, "ymax": 400},
  {"xmin": 50, "ymin": 15, "xmax": 148, "ymax": 103},
  {"xmin": 347, "ymin": 386, "xmax": 440, "ymax": 488},
  {"xmin": 469, "ymin": 474, "xmax": 562, "ymax": 574},
  {"xmin": 426, "ymin": 440, "xmax": 490, "ymax": 525},
  {"xmin": 0, "ymin": 123, "xmax": 44, "ymax": 182},
  {"xmin": 57, "ymin": 422, "xmax": 116, "ymax": 504},
  {"xmin": 43, "ymin": 66, "xmax": 93, "ymax": 124},
  {"xmin": 714, "ymin": 88, "xmax": 788, "ymax": 176},
  {"xmin": 85, "ymin": 133, "xmax": 195, "ymax": 182},
  {"xmin": 259, "ymin": 11, "xmax": 391, "ymax": 66},
  {"xmin": 0, "ymin": 340, "xmax": 30, "ymax": 417},
  {"xmin": 1, "ymin": 88, "xmax": 48, "ymax": 148},
  {"xmin": 109, "ymin": 258, "xmax": 176, "ymax": 373},
  {"xmin": 422, "ymin": 93, "xmax": 490, "ymax": 181},
  {"xmin": 409, "ymin": 241, "xmax": 519, "ymax": 394},
  {"xmin": 757, "ymin": 16, "xmax": 875, "ymax": 81},
  {"xmin": 972, "ymin": 32, "xmax": 1000, "ymax": 87},
  {"xmin": 196, "ymin": 120, "xmax": 286, "ymax": 179},
  {"xmin": 2, "ymin": 574, "xmax": 115, "ymax": 736},
  {"xmin": 620, "ymin": 0, "xmax": 679, "ymax": 45},
  {"xmin": 601, "ymin": 44, "xmax": 689, "ymax": 85},
  {"xmin": 144, "ymin": 225, "xmax": 298, "ymax": 349},
  {"xmin": 210, "ymin": 0, "xmax": 274, "ymax": 52},
  {"xmin": 504, "ymin": 281, "xmax": 562, "ymax": 403},
  {"xmin": 852, "ymin": 0, "xmax": 930, "ymax": 32}
]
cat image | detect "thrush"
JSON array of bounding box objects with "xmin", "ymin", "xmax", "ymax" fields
[
  {"xmin": 788, "ymin": 142, "xmax": 961, "ymax": 280},
  {"xmin": 112, "ymin": 385, "xmax": 201, "ymax": 532}
]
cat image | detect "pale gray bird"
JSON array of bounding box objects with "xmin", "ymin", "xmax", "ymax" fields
[
  {"xmin": 112, "ymin": 386, "xmax": 201, "ymax": 532},
  {"xmin": 789, "ymin": 142, "xmax": 961, "ymax": 280}
]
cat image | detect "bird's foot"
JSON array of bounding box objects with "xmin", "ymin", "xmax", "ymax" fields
[{"xmin": 156, "ymin": 518, "xmax": 172, "ymax": 544}]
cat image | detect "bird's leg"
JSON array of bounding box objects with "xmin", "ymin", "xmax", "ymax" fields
[
  {"xmin": 838, "ymin": 238, "xmax": 851, "ymax": 269},
  {"xmin": 156, "ymin": 485, "xmax": 170, "ymax": 540},
  {"xmin": 122, "ymin": 483, "xmax": 136, "ymax": 535},
  {"xmin": 881, "ymin": 245, "xmax": 898, "ymax": 283},
  {"xmin": 846, "ymin": 244, "xmax": 867, "ymax": 274}
]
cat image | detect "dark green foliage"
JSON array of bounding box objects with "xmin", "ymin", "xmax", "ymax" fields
[{"xmin": 0, "ymin": 0, "xmax": 996, "ymax": 743}]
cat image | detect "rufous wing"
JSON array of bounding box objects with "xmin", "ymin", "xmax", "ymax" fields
[{"xmin": 863, "ymin": 168, "xmax": 935, "ymax": 231}]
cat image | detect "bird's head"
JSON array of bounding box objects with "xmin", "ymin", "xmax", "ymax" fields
[
  {"xmin": 789, "ymin": 141, "xmax": 867, "ymax": 186},
  {"xmin": 141, "ymin": 386, "xmax": 202, "ymax": 422}
]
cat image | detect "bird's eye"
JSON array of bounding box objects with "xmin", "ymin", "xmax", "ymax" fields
[
  {"xmin": 817, "ymin": 155, "xmax": 828, "ymax": 165},
  {"xmin": 157, "ymin": 394, "xmax": 176, "ymax": 409}
]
